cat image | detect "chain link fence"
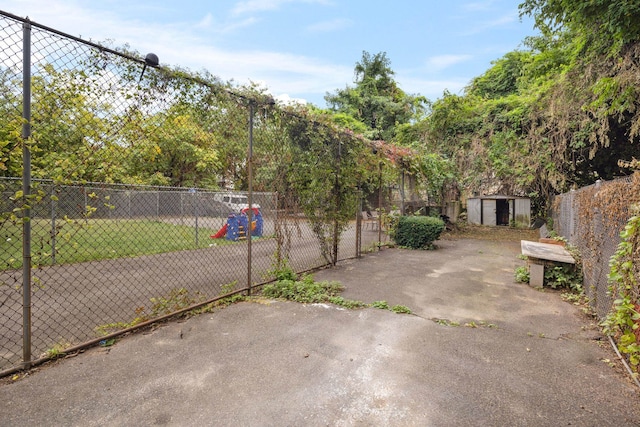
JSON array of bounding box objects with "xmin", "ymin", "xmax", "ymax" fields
[
  {"xmin": 551, "ymin": 174, "xmax": 639, "ymax": 319},
  {"xmin": 0, "ymin": 11, "xmax": 392, "ymax": 375}
]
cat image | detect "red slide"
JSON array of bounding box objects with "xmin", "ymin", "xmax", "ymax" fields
[{"xmin": 211, "ymin": 223, "xmax": 228, "ymax": 239}]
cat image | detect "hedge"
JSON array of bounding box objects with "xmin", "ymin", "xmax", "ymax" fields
[{"xmin": 393, "ymin": 216, "xmax": 445, "ymax": 249}]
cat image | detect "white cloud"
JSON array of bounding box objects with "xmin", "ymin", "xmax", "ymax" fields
[
  {"xmin": 0, "ymin": 0, "xmax": 348, "ymax": 105},
  {"xmin": 215, "ymin": 16, "xmax": 261, "ymax": 34},
  {"xmin": 274, "ymin": 93, "xmax": 307, "ymax": 105},
  {"xmin": 123, "ymin": 24, "xmax": 352, "ymax": 103},
  {"xmin": 482, "ymin": 13, "xmax": 518, "ymax": 29},
  {"xmin": 462, "ymin": 0, "xmax": 498, "ymax": 12},
  {"xmin": 425, "ymin": 54, "xmax": 473, "ymax": 72},
  {"xmin": 1, "ymin": 0, "xmax": 487, "ymax": 107},
  {"xmin": 232, "ymin": 0, "xmax": 291, "ymax": 15},
  {"xmin": 459, "ymin": 11, "xmax": 519, "ymax": 36},
  {"xmin": 231, "ymin": 0, "xmax": 331, "ymax": 16},
  {"xmin": 196, "ymin": 13, "xmax": 213, "ymax": 29},
  {"xmin": 306, "ymin": 18, "xmax": 352, "ymax": 33},
  {"xmin": 0, "ymin": 26, "xmax": 23, "ymax": 70}
]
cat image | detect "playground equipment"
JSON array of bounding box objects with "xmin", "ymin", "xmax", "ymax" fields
[
  {"xmin": 211, "ymin": 223, "xmax": 228, "ymax": 239},
  {"xmin": 210, "ymin": 208, "xmax": 263, "ymax": 241}
]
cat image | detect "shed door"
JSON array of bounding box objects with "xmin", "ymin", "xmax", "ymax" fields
[
  {"xmin": 496, "ymin": 199, "xmax": 510, "ymax": 226},
  {"xmin": 481, "ymin": 199, "xmax": 496, "ymax": 226}
]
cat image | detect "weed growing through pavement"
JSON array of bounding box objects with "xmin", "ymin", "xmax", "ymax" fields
[
  {"xmin": 43, "ymin": 339, "xmax": 71, "ymax": 359},
  {"xmin": 372, "ymin": 301, "xmax": 390, "ymax": 310},
  {"xmin": 262, "ymin": 264, "xmax": 413, "ymax": 313},
  {"xmin": 370, "ymin": 301, "xmax": 412, "ymax": 314},
  {"xmin": 433, "ymin": 318, "xmax": 497, "ymax": 328},
  {"xmin": 391, "ymin": 305, "xmax": 412, "ymax": 314},
  {"xmin": 95, "ymin": 287, "xmax": 203, "ymax": 335},
  {"xmin": 433, "ymin": 318, "xmax": 461, "ymax": 327}
]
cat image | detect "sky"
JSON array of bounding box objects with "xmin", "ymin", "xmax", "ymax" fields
[{"xmin": 1, "ymin": 0, "xmax": 540, "ymax": 107}]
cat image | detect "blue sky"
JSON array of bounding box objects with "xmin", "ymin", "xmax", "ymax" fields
[{"xmin": 2, "ymin": 0, "xmax": 539, "ymax": 107}]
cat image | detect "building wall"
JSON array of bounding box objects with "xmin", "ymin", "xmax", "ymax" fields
[{"xmin": 514, "ymin": 198, "xmax": 531, "ymax": 228}]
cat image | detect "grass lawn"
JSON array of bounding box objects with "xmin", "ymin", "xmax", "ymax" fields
[{"xmin": 1, "ymin": 218, "xmax": 230, "ymax": 269}]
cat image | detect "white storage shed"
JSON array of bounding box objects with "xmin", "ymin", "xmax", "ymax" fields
[{"xmin": 467, "ymin": 195, "xmax": 531, "ymax": 227}]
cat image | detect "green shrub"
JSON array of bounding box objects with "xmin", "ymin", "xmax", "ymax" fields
[
  {"xmin": 514, "ymin": 266, "xmax": 530, "ymax": 283},
  {"xmin": 393, "ymin": 216, "xmax": 445, "ymax": 249}
]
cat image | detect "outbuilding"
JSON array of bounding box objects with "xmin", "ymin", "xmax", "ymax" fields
[{"xmin": 466, "ymin": 195, "xmax": 531, "ymax": 227}]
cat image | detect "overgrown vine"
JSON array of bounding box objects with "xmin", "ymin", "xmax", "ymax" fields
[{"xmin": 602, "ymin": 213, "xmax": 640, "ymax": 370}]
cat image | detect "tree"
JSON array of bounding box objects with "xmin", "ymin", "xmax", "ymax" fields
[
  {"xmin": 0, "ymin": 68, "xmax": 23, "ymax": 177},
  {"xmin": 468, "ymin": 51, "xmax": 532, "ymax": 99},
  {"xmin": 519, "ymin": 0, "xmax": 640, "ymax": 53},
  {"xmin": 325, "ymin": 51, "xmax": 426, "ymax": 141},
  {"xmin": 126, "ymin": 104, "xmax": 221, "ymax": 187},
  {"xmin": 28, "ymin": 64, "xmax": 115, "ymax": 183}
]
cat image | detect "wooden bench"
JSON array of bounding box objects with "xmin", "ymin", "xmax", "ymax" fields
[{"xmin": 520, "ymin": 240, "xmax": 576, "ymax": 288}]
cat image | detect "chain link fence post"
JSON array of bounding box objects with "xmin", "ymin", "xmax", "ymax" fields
[{"xmin": 21, "ymin": 18, "xmax": 33, "ymax": 370}]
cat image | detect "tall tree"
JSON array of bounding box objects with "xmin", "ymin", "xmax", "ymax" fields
[
  {"xmin": 325, "ymin": 51, "xmax": 426, "ymax": 141},
  {"xmin": 519, "ymin": 0, "xmax": 640, "ymax": 53}
]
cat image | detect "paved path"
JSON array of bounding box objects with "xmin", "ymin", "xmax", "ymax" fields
[
  {"xmin": 1, "ymin": 238, "xmax": 639, "ymax": 426},
  {"xmin": 0, "ymin": 221, "xmax": 384, "ymax": 371}
]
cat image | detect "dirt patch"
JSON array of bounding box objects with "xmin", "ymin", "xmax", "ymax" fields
[{"xmin": 442, "ymin": 223, "xmax": 539, "ymax": 242}]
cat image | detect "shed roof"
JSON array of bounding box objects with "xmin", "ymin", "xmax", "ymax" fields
[{"xmin": 467, "ymin": 195, "xmax": 530, "ymax": 200}]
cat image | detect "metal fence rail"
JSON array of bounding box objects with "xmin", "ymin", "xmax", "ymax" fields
[
  {"xmin": 0, "ymin": 11, "xmax": 392, "ymax": 374},
  {"xmin": 551, "ymin": 175, "xmax": 638, "ymax": 319}
]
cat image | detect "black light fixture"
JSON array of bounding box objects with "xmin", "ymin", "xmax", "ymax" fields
[{"xmin": 138, "ymin": 52, "xmax": 159, "ymax": 82}]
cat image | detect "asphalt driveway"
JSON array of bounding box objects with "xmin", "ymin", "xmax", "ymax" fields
[{"xmin": 1, "ymin": 238, "xmax": 639, "ymax": 426}]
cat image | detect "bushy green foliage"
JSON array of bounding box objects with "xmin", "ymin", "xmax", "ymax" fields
[
  {"xmin": 515, "ymin": 262, "xmax": 582, "ymax": 290},
  {"xmin": 469, "ymin": 51, "xmax": 532, "ymax": 99},
  {"xmin": 602, "ymin": 215, "xmax": 640, "ymax": 370},
  {"xmin": 268, "ymin": 259, "xmax": 297, "ymax": 282},
  {"xmin": 514, "ymin": 266, "xmax": 530, "ymax": 283},
  {"xmin": 520, "ymin": 0, "xmax": 640, "ymax": 52},
  {"xmin": 392, "ymin": 216, "xmax": 444, "ymax": 250},
  {"xmin": 543, "ymin": 264, "xmax": 582, "ymax": 291}
]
